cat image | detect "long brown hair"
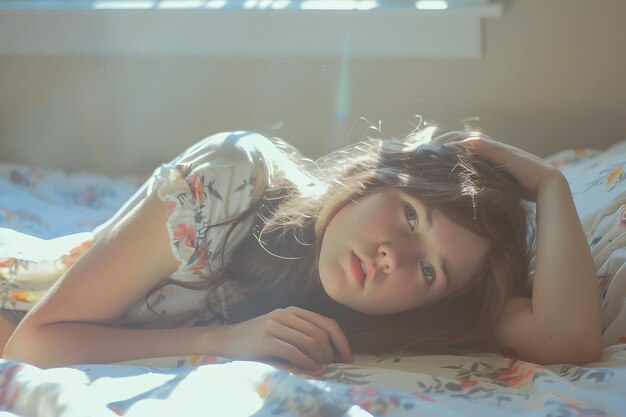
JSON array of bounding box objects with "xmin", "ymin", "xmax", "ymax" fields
[{"xmin": 148, "ymin": 126, "xmax": 534, "ymax": 356}]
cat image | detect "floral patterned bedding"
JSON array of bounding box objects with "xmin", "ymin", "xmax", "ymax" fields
[
  {"xmin": 1, "ymin": 142, "xmax": 626, "ymax": 417},
  {"xmin": 0, "ymin": 162, "xmax": 146, "ymax": 241},
  {"xmin": 1, "ymin": 346, "xmax": 626, "ymax": 417}
]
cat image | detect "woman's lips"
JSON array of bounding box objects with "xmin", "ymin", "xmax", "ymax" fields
[{"xmin": 349, "ymin": 251, "xmax": 365, "ymax": 287}]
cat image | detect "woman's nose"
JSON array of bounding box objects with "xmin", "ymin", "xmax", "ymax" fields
[
  {"xmin": 378, "ymin": 237, "xmax": 424, "ymax": 273},
  {"xmin": 377, "ymin": 242, "xmax": 400, "ymax": 273}
]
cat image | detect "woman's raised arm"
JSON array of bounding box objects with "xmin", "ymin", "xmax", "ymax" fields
[{"xmin": 462, "ymin": 135, "xmax": 602, "ymax": 365}]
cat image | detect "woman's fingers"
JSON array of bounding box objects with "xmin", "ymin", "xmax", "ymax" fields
[
  {"xmin": 285, "ymin": 307, "xmax": 353, "ymax": 364},
  {"xmin": 265, "ymin": 312, "xmax": 333, "ymax": 365},
  {"xmin": 220, "ymin": 307, "xmax": 352, "ymax": 371},
  {"xmin": 265, "ymin": 307, "xmax": 352, "ymax": 366},
  {"xmin": 270, "ymin": 338, "xmax": 322, "ymax": 371},
  {"xmin": 460, "ymin": 135, "xmax": 561, "ymax": 197}
]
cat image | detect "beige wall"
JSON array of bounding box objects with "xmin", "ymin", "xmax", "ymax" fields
[{"xmin": 1, "ymin": 0, "xmax": 625, "ymax": 176}]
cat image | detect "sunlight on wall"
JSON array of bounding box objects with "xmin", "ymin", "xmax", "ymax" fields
[
  {"xmin": 416, "ymin": 0, "xmax": 447, "ymax": 9},
  {"xmin": 300, "ymin": 0, "xmax": 378, "ymax": 10},
  {"xmin": 94, "ymin": 1, "xmax": 154, "ymax": 8}
]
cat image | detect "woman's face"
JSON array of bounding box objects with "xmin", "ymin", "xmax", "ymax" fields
[{"xmin": 318, "ymin": 188, "xmax": 491, "ymax": 315}]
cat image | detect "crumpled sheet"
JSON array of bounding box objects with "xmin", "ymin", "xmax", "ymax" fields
[{"xmin": 2, "ymin": 345, "xmax": 626, "ymax": 417}]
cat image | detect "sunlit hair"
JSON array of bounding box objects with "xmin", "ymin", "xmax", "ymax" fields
[{"xmin": 146, "ymin": 125, "xmax": 534, "ymax": 357}]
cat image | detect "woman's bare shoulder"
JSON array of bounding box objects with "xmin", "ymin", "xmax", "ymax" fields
[
  {"xmin": 17, "ymin": 191, "xmax": 179, "ymax": 329},
  {"xmin": 493, "ymin": 296, "xmax": 599, "ymax": 365}
]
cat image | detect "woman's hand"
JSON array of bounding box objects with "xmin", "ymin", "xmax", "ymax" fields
[
  {"xmin": 217, "ymin": 306, "xmax": 353, "ymax": 371},
  {"xmin": 460, "ymin": 134, "xmax": 563, "ymax": 200}
]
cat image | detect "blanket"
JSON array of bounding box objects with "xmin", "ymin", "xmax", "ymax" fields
[{"xmin": 2, "ymin": 347, "xmax": 626, "ymax": 416}]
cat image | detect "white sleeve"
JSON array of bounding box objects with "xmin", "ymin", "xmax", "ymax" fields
[{"xmin": 148, "ymin": 131, "xmax": 270, "ymax": 283}]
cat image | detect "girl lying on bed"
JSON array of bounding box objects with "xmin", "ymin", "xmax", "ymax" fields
[{"xmin": 2, "ymin": 126, "xmax": 602, "ymax": 369}]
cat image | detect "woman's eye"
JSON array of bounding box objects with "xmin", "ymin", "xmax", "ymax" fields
[
  {"xmin": 404, "ymin": 203, "xmax": 417, "ymax": 231},
  {"xmin": 422, "ymin": 263, "xmax": 436, "ymax": 284}
]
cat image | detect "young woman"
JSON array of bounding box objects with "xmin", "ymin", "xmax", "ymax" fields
[{"xmin": 2, "ymin": 127, "xmax": 602, "ymax": 370}]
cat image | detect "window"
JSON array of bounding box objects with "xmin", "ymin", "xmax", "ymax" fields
[
  {"xmin": 0, "ymin": 0, "xmax": 500, "ymax": 13},
  {"xmin": 0, "ymin": 0, "xmax": 502, "ymax": 58}
]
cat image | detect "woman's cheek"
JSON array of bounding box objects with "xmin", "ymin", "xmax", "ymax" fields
[
  {"xmin": 319, "ymin": 267, "xmax": 345, "ymax": 300},
  {"xmin": 388, "ymin": 282, "xmax": 420, "ymax": 311}
]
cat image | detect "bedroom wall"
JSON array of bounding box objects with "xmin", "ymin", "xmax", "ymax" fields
[{"xmin": 0, "ymin": 0, "xmax": 625, "ymax": 176}]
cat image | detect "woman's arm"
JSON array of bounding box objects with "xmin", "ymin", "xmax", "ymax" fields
[
  {"xmin": 3, "ymin": 192, "xmax": 351, "ymax": 370},
  {"xmin": 464, "ymin": 136, "xmax": 602, "ymax": 364},
  {"xmin": 2, "ymin": 192, "xmax": 210, "ymax": 367}
]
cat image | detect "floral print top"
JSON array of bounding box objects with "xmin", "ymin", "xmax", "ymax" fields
[{"xmin": 100, "ymin": 131, "xmax": 272, "ymax": 329}]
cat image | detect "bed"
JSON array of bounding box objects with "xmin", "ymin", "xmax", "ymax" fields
[{"xmin": 1, "ymin": 140, "xmax": 626, "ymax": 417}]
